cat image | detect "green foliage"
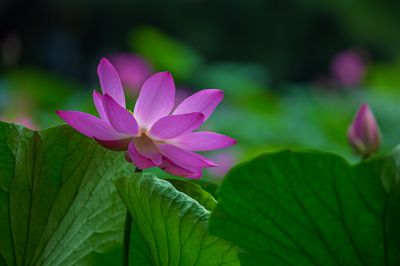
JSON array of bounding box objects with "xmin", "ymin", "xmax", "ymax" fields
[
  {"xmin": 209, "ymin": 150, "xmax": 400, "ymax": 265},
  {"xmin": 367, "ymin": 60, "xmax": 400, "ymax": 95},
  {"xmin": 115, "ymin": 172, "xmax": 239, "ymax": 266},
  {"xmin": 5, "ymin": 68, "xmax": 78, "ymax": 110},
  {"xmin": 76, "ymin": 247, "xmax": 122, "ymax": 266},
  {"xmin": 303, "ymin": 0, "xmax": 400, "ymax": 51},
  {"xmin": 167, "ymin": 179, "xmax": 217, "ymax": 211},
  {"xmin": 129, "ymin": 26, "xmax": 204, "ymax": 81},
  {"xmin": 0, "ymin": 122, "xmax": 133, "ymax": 266},
  {"xmin": 194, "ymin": 63, "xmax": 268, "ymax": 100}
]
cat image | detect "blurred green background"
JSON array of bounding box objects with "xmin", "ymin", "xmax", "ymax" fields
[{"xmin": 1, "ymin": 0, "xmax": 400, "ymax": 181}]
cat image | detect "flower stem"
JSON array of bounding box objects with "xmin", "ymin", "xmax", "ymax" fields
[
  {"xmin": 123, "ymin": 211, "xmax": 132, "ymax": 266},
  {"xmin": 123, "ymin": 167, "xmax": 142, "ymax": 266}
]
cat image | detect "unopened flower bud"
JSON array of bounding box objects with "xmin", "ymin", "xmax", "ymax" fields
[{"xmin": 348, "ymin": 103, "xmax": 380, "ymax": 158}]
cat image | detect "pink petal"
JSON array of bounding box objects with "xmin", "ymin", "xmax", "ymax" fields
[
  {"xmin": 56, "ymin": 110, "xmax": 127, "ymax": 140},
  {"xmin": 94, "ymin": 137, "xmax": 132, "ymax": 151},
  {"xmin": 97, "ymin": 58, "xmax": 126, "ymax": 108},
  {"xmin": 160, "ymin": 158, "xmax": 202, "ymax": 179},
  {"xmin": 128, "ymin": 141, "xmax": 157, "ymax": 169},
  {"xmin": 173, "ymin": 89, "xmax": 224, "ymax": 121},
  {"xmin": 134, "ymin": 135, "xmax": 163, "ymax": 165},
  {"xmin": 109, "ymin": 53, "xmax": 153, "ymax": 92},
  {"xmin": 172, "ymin": 131, "xmax": 237, "ymax": 151},
  {"xmin": 134, "ymin": 72, "xmax": 175, "ymax": 129},
  {"xmin": 149, "ymin": 113, "xmax": 204, "ymax": 139},
  {"xmin": 157, "ymin": 143, "xmax": 217, "ymax": 168},
  {"xmin": 102, "ymin": 94, "xmax": 139, "ymax": 136},
  {"xmin": 352, "ymin": 104, "xmax": 378, "ymax": 140},
  {"xmin": 93, "ymin": 90, "xmax": 107, "ymax": 121}
]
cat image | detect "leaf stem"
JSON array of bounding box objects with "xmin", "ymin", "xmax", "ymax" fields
[
  {"xmin": 123, "ymin": 211, "xmax": 132, "ymax": 266},
  {"xmin": 123, "ymin": 167, "xmax": 142, "ymax": 266}
]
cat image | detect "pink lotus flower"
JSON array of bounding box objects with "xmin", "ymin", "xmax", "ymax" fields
[
  {"xmin": 57, "ymin": 58, "xmax": 236, "ymax": 178},
  {"xmin": 348, "ymin": 103, "xmax": 380, "ymax": 158},
  {"xmin": 331, "ymin": 50, "xmax": 366, "ymax": 87}
]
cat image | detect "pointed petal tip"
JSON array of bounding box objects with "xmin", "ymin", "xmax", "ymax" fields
[
  {"xmin": 360, "ymin": 102, "xmax": 370, "ymax": 108},
  {"xmin": 99, "ymin": 57, "xmax": 111, "ymax": 65},
  {"xmin": 207, "ymin": 88, "xmax": 224, "ymax": 94},
  {"xmin": 56, "ymin": 110, "xmax": 78, "ymax": 123},
  {"xmin": 159, "ymin": 71, "xmax": 172, "ymax": 76},
  {"xmin": 93, "ymin": 90, "xmax": 102, "ymax": 96},
  {"xmin": 92, "ymin": 90, "xmax": 109, "ymax": 120},
  {"xmin": 56, "ymin": 110, "xmax": 66, "ymax": 118},
  {"xmin": 191, "ymin": 112, "xmax": 205, "ymax": 120},
  {"xmin": 214, "ymin": 89, "xmax": 224, "ymax": 102},
  {"xmin": 207, "ymin": 160, "xmax": 219, "ymax": 167},
  {"xmin": 97, "ymin": 58, "xmax": 111, "ymax": 72},
  {"xmin": 230, "ymin": 138, "xmax": 238, "ymax": 146},
  {"xmin": 219, "ymin": 134, "xmax": 237, "ymax": 145},
  {"xmin": 96, "ymin": 58, "xmax": 125, "ymax": 107},
  {"xmin": 195, "ymin": 88, "xmax": 224, "ymax": 98},
  {"xmin": 56, "ymin": 110, "xmax": 70, "ymax": 122},
  {"xmin": 147, "ymin": 71, "xmax": 173, "ymax": 80},
  {"xmin": 97, "ymin": 58, "xmax": 118, "ymax": 77},
  {"xmin": 173, "ymin": 88, "xmax": 224, "ymax": 120},
  {"xmin": 355, "ymin": 103, "xmax": 375, "ymax": 123},
  {"xmin": 152, "ymin": 71, "xmax": 173, "ymax": 83},
  {"xmin": 209, "ymin": 88, "xmax": 224, "ymax": 95},
  {"xmin": 173, "ymin": 132, "xmax": 236, "ymax": 151},
  {"xmin": 359, "ymin": 103, "xmax": 371, "ymax": 113}
]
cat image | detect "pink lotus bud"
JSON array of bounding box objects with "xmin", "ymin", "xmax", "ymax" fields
[{"xmin": 348, "ymin": 103, "xmax": 380, "ymax": 158}]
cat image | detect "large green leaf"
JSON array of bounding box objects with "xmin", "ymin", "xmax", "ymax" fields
[
  {"xmin": 167, "ymin": 179, "xmax": 217, "ymax": 211},
  {"xmin": 115, "ymin": 173, "xmax": 239, "ymax": 266},
  {"xmin": 79, "ymin": 178, "xmax": 220, "ymax": 265},
  {"xmin": 384, "ymin": 148, "xmax": 400, "ymax": 260},
  {"xmin": 209, "ymin": 150, "xmax": 400, "ymax": 265},
  {"xmin": 0, "ymin": 122, "xmax": 133, "ymax": 266},
  {"xmin": 75, "ymin": 247, "xmax": 122, "ymax": 266}
]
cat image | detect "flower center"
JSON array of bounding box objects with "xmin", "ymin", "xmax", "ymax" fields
[
  {"xmin": 135, "ymin": 133, "xmax": 155, "ymax": 151},
  {"xmin": 135, "ymin": 130, "xmax": 167, "ymax": 153}
]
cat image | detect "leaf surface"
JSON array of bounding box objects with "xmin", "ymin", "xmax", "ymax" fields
[
  {"xmin": 0, "ymin": 122, "xmax": 133, "ymax": 266},
  {"xmin": 115, "ymin": 173, "xmax": 239, "ymax": 266},
  {"xmin": 209, "ymin": 150, "xmax": 400, "ymax": 266}
]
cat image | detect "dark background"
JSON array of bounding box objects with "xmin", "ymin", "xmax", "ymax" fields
[{"xmin": 2, "ymin": 0, "xmax": 400, "ymax": 84}]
